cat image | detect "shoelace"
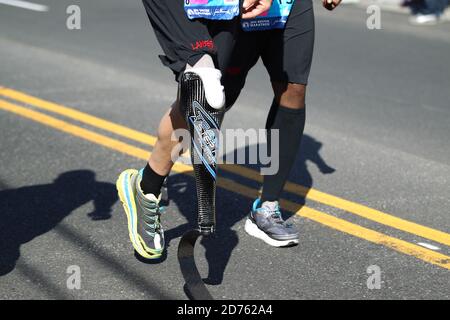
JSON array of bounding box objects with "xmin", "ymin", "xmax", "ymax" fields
[
  {"xmin": 144, "ymin": 206, "xmax": 165, "ymax": 236},
  {"xmin": 270, "ymin": 213, "xmax": 284, "ymax": 224},
  {"xmin": 259, "ymin": 204, "xmax": 295, "ymax": 228},
  {"xmin": 270, "ymin": 212, "xmax": 293, "ymax": 227},
  {"xmin": 259, "ymin": 207, "xmax": 284, "ymax": 224}
]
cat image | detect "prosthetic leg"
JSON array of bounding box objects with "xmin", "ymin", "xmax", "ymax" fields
[{"xmin": 177, "ymin": 67, "xmax": 225, "ymax": 300}]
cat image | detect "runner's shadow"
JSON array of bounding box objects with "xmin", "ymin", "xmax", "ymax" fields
[
  {"xmin": 279, "ymin": 134, "xmax": 336, "ymax": 215},
  {"xmin": 0, "ymin": 170, "xmax": 117, "ymax": 276},
  {"xmin": 221, "ymin": 134, "xmax": 335, "ymax": 212},
  {"xmin": 292, "ymin": 134, "xmax": 336, "ymax": 184},
  {"xmin": 165, "ymin": 134, "xmax": 335, "ymax": 285}
]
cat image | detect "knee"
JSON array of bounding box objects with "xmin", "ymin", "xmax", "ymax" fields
[{"xmin": 274, "ymin": 82, "xmax": 306, "ymax": 109}]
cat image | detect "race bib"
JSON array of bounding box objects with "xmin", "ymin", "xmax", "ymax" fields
[
  {"xmin": 242, "ymin": 0, "xmax": 295, "ymax": 31},
  {"xmin": 184, "ymin": 0, "xmax": 240, "ymax": 20}
]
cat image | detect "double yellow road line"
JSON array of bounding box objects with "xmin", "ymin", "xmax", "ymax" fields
[{"xmin": 1, "ymin": 86, "xmax": 449, "ymax": 270}]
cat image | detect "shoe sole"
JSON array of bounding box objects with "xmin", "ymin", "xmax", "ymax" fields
[
  {"xmin": 244, "ymin": 218, "xmax": 299, "ymax": 247},
  {"xmin": 116, "ymin": 169, "xmax": 162, "ymax": 259}
]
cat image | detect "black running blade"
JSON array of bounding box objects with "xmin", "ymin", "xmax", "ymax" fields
[{"xmin": 177, "ymin": 229, "xmax": 213, "ymax": 300}]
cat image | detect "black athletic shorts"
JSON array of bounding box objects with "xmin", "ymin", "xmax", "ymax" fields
[
  {"xmin": 142, "ymin": 0, "xmax": 241, "ymax": 80},
  {"xmin": 223, "ymin": 0, "xmax": 315, "ymax": 109}
]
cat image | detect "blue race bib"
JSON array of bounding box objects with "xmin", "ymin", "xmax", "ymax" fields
[
  {"xmin": 242, "ymin": 0, "xmax": 294, "ymax": 31},
  {"xmin": 184, "ymin": 0, "xmax": 240, "ymax": 20}
]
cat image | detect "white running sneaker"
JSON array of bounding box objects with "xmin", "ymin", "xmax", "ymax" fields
[
  {"xmin": 409, "ymin": 14, "xmax": 439, "ymax": 25},
  {"xmin": 245, "ymin": 199, "xmax": 299, "ymax": 247}
]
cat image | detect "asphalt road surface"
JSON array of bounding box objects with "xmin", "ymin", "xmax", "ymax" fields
[{"xmin": 1, "ymin": 0, "xmax": 449, "ymax": 300}]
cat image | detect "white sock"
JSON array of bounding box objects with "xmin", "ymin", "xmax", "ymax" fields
[{"xmin": 186, "ymin": 54, "xmax": 215, "ymax": 70}]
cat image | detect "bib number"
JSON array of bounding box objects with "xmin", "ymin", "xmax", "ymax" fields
[
  {"xmin": 242, "ymin": 0, "xmax": 294, "ymax": 31},
  {"xmin": 184, "ymin": 0, "xmax": 240, "ymax": 20}
]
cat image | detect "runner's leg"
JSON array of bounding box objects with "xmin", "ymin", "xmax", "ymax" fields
[
  {"xmin": 261, "ymin": 2, "xmax": 314, "ymax": 202},
  {"xmin": 117, "ymin": 0, "xmax": 238, "ymax": 258},
  {"xmin": 140, "ymin": 0, "xmax": 231, "ymax": 197},
  {"xmin": 244, "ymin": 1, "xmax": 314, "ymax": 247}
]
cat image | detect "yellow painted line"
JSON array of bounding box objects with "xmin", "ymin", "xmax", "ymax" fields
[
  {"xmin": 1, "ymin": 86, "xmax": 450, "ymax": 248},
  {"xmin": 221, "ymin": 164, "xmax": 450, "ymax": 248},
  {"xmin": 0, "ymin": 99, "xmax": 151, "ymax": 161},
  {"xmin": 0, "ymin": 98, "xmax": 192, "ymax": 175},
  {"xmin": 0, "ymin": 87, "xmax": 158, "ymax": 146},
  {"xmin": 281, "ymin": 201, "xmax": 450, "ymax": 271},
  {"xmin": 1, "ymin": 98, "xmax": 450, "ymax": 270}
]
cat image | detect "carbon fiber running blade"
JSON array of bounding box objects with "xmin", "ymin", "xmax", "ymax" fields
[
  {"xmin": 177, "ymin": 230, "xmax": 213, "ymax": 300},
  {"xmin": 180, "ymin": 71, "xmax": 224, "ymax": 234}
]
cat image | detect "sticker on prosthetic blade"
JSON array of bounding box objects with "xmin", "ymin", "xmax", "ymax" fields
[{"xmin": 189, "ymin": 101, "xmax": 219, "ymax": 179}]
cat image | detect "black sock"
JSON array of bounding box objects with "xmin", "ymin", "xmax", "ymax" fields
[
  {"xmin": 140, "ymin": 163, "xmax": 167, "ymax": 197},
  {"xmin": 261, "ymin": 101, "xmax": 306, "ymax": 202}
]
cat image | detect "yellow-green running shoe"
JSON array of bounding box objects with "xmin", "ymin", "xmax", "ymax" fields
[{"xmin": 116, "ymin": 169, "xmax": 165, "ymax": 259}]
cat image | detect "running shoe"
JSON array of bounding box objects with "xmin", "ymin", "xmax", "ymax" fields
[
  {"xmin": 409, "ymin": 14, "xmax": 439, "ymax": 25},
  {"xmin": 245, "ymin": 198, "xmax": 299, "ymax": 247},
  {"xmin": 116, "ymin": 169, "xmax": 165, "ymax": 259}
]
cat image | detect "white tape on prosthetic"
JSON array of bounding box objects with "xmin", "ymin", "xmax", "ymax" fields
[{"xmin": 185, "ymin": 56, "xmax": 225, "ymax": 110}]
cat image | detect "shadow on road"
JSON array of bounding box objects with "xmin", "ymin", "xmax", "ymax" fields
[
  {"xmin": 0, "ymin": 170, "xmax": 117, "ymax": 276},
  {"xmin": 0, "ymin": 135, "xmax": 333, "ymax": 297},
  {"xmin": 284, "ymin": 134, "xmax": 336, "ymax": 201},
  {"xmin": 164, "ymin": 134, "xmax": 335, "ymax": 286}
]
